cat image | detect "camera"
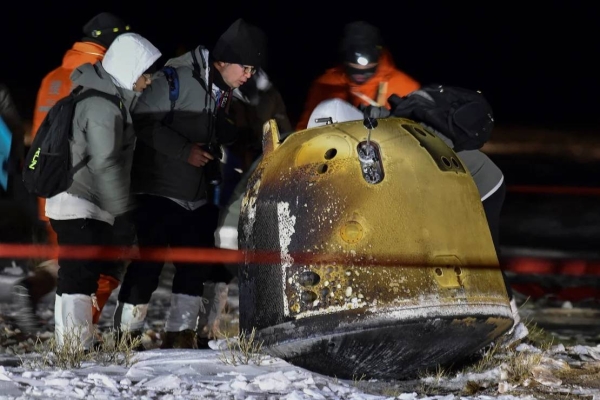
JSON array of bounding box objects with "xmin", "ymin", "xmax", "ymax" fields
[{"xmin": 203, "ymin": 143, "xmax": 223, "ymax": 186}]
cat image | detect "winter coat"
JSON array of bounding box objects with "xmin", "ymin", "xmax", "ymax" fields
[
  {"xmin": 46, "ymin": 34, "xmax": 161, "ymax": 219},
  {"xmin": 296, "ymin": 49, "xmax": 420, "ymax": 130},
  {"xmin": 431, "ymin": 130, "xmax": 504, "ymax": 201},
  {"xmin": 32, "ymin": 42, "xmax": 108, "ymax": 138},
  {"xmin": 131, "ymin": 46, "xmax": 236, "ymax": 202}
]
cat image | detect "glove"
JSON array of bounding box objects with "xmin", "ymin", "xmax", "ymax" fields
[{"xmin": 362, "ymin": 105, "xmax": 390, "ymax": 119}]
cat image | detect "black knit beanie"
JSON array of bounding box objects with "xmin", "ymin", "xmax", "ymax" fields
[
  {"xmin": 212, "ymin": 19, "xmax": 266, "ymax": 68},
  {"xmin": 82, "ymin": 12, "xmax": 131, "ymax": 48}
]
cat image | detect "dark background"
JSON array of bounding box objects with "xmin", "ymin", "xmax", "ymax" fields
[{"xmin": 1, "ymin": 1, "xmax": 598, "ymax": 129}]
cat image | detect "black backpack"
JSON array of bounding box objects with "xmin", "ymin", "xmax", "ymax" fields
[
  {"xmin": 388, "ymin": 84, "xmax": 494, "ymax": 151},
  {"xmin": 23, "ymin": 86, "xmax": 126, "ymax": 198}
]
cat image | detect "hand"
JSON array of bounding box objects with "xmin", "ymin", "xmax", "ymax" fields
[
  {"xmin": 187, "ymin": 143, "xmax": 214, "ymax": 167},
  {"xmin": 362, "ymin": 105, "xmax": 390, "ymax": 119}
]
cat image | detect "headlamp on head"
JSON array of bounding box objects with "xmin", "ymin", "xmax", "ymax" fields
[
  {"xmin": 356, "ymin": 56, "xmax": 369, "ymax": 66},
  {"xmin": 345, "ymin": 46, "xmax": 381, "ymax": 66}
]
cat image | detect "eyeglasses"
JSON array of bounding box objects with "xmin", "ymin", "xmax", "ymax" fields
[{"xmin": 238, "ymin": 64, "xmax": 257, "ymax": 75}]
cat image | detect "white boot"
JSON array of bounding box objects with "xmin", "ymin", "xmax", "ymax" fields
[
  {"xmin": 113, "ymin": 302, "xmax": 148, "ymax": 332},
  {"xmin": 165, "ymin": 293, "xmax": 204, "ymax": 332},
  {"xmin": 503, "ymin": 297, "xmax": 529, "ymax": 347},
  {"xmin": 54, "ymin": 295, "xmax": 64, "ymax": 346},
  {"xmin": 197, "ymin": 282, "xmax": 229, "ymax": 340},
  {"xmin": 57, "ymin": 293, "xmax": 94, "ymax": 350}
]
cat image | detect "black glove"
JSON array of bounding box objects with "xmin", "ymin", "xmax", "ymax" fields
[{"xmin": 362, "ymin": 105, "xmax": 390, "ymax": 119}]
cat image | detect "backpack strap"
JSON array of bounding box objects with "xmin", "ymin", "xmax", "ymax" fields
[
  {"xmin": 75, "ymin": 88, "xmax": 127, "ymax": 129},
  {"xmin": 162, "ymin": 66, "xmax": 180, "ymax": 124},
  {"xmin": 190, "ymin": 48, "xmax": 208, "ymax": 91}
]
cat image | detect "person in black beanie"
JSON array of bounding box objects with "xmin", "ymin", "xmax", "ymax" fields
[{"xmin": 115, "ymin": 18, "xmax": 266, "ymax": 349}]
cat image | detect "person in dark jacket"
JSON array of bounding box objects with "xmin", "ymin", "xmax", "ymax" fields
[
  {"xmin": 0, "ymin": 82, "xmax": 34, "ymax": 265},
  {"xmin": 0, "ymin": 83, "xmax": 41, "ymax": 328},
  {"xmin": 114, "ymin": 18, "xmax": 267, "ymax": 349},
  {"xmin": 229, "ymin": 68, "xmax": 292, "ymax": 171}
]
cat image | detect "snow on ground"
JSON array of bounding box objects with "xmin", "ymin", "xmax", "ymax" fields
[{"xmin": 1, "ymin": 266, "xmax": 600, "ymax": 399}]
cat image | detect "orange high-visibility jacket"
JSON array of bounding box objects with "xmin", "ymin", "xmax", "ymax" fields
[
  {"xmin": 32, "ymin": 42, "xmax": 107, "ymax": 137},
  {"xmin": 31, "ymin": 41, "xmax": 107, "ymax": 226},
  {"xmin": 296, "ymin": 49, "xmax": 420, "ymax": 131}
]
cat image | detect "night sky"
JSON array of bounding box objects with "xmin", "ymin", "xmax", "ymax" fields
[{"xmin": 3, "ymin": 2, "xmax": 598, "ymax": 130}]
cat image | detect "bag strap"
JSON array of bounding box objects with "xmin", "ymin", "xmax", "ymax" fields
[
  {"xmin": 163, "ymin": 67, "xmax": 179, "ymax": 109},
  {"xmin": 190, "ymin": 48, "xmax": 208, "ymax": 91},
  {"xmin": 162, "ymin": 66, "xmax": 180, "ymax": 124},
  {"xmin": 75, "ymin": 88, "xmax": 127, "ymax": 129}
]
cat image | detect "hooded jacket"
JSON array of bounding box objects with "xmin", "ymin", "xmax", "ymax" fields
[
  {"xmin": 131, "ymin": 46, "xmax": 235, "ymax": 202},
  {"xmin": 296, "ymin": 49, "xmax": 420, "ymax": 130},
  {"xmin": 32, "ymin": 42, "xmax": 110, "ymax": 225},
  {"xmin": 45, "ymin": 33, "xmax": 161, "ymax": 221}
]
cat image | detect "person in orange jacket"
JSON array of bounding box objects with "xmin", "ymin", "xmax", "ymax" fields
[
  {"xmin": 296, "ymin": 21, "xmax": 420, "ymax": 131},
  {"xmin": 13, "ymin": 12, "xmax": 133, "ymax": 334}
]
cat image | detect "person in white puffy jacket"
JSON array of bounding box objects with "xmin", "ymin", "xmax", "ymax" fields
[{"xmin": 46, "ymin": 33, "xmax": 161, "ymax": 350}]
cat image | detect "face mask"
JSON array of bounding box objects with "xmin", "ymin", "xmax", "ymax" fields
[{"xmin": 345, "ymin": 64, "xmax": 377, "ymax": 84}]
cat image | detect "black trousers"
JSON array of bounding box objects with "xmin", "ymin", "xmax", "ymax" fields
[
  {"xmin": 50, "ymin": 218, "xmax": 120, "ymax": 296},
  {"xmin": 118, "ymin": 195, "xmax": 233, "ymax": 305},
  {"xmin": 481, "ymin": 180, "xmax": 513, "ymax": 299},
  {"xmin": 0, "ymin": 199, "xmax": 34, "ymax": 267}
]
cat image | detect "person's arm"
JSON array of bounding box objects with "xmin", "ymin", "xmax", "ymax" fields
[
  {"xmin": 82, "ymin": 99, "xmax": 129, "ymax": 216},
  {"xmin": 132, "ymin": 78, "xmax": 197, "ymax": 163}
]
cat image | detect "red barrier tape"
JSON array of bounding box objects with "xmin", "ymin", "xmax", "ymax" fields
[
  {"xmin": 507, "ymin": 185, "xmax": 600, "ymax": 196},
  {"xmin": 0, "ymin": 244, "xmax": 242, "ymax": 263},
  {"xmin": 2, "ymin": 244, "xmax": 600, "ymax": 275},
  {"xmin": 0, "ymin": 243, "xmax": 506, "ymax": 269},
  {"xmin": 502, "ymin": 257, "xmax": 600, "ymax": 276}
]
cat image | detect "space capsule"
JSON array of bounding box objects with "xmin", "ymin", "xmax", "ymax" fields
[{"xmin": 237, "ymin": 115, "xmax": 513, "ymax": 379}]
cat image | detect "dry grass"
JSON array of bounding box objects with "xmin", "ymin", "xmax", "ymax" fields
[
  {"xmin": 505, "ymin": 351, "xmax": 544, "ymax": 386},
  {"xmin": 218, "ymin": 327, "xmax": 266, "ymax": 366},
  {"xmin": 20, "ymin": 325, "xmax": 142, "ymax": 370},
  {"xmin": 94, "ymin": 328, "xmax": 143, "ymax": 367}
]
